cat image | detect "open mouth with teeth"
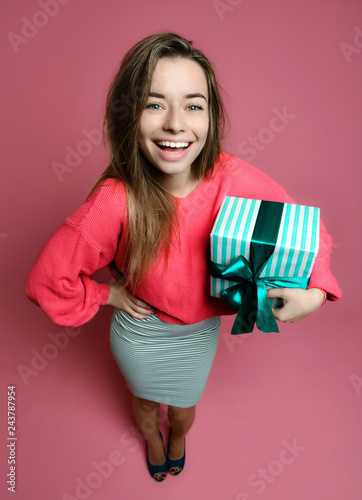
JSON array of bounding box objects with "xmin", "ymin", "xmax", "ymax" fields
[{"xmin": 154, "ymin": 140, "xmax": 191, "ymax": 153}]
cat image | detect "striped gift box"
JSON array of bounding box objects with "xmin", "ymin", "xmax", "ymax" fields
[{"xmin": 210, "ymin": 197, "xmax": 320, "ymax": 298}]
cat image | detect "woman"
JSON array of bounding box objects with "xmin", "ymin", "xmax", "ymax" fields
[{"xmin": 25, "ymin": 32, "xmax": 341, "ymax": 481}]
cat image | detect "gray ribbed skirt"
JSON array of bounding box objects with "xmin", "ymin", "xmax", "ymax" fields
[{"xmin": 110, "ymin": 309, "xmax": 221, "ymax": 408}]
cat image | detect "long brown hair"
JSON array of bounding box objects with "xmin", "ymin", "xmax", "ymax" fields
[{"xmin": 89, "ymin": 32, "xmax": 226, "ymax": 290}]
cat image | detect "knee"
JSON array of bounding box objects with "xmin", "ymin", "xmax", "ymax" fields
[
  {"xmin": 133, "ymin": 396, "xmax": 160, "ymax": 414},
  {"xmin": 168, "ymin": 405, "xmax": 195, "ymax": 422}
]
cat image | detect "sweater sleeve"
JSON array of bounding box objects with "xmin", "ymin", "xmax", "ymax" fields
[
  {"xmin": 25, "ymin": 179, "xmax": 126, "ymax": 327},
  {"xmin": 225, "ymin": 155, "xmax": 342, "ymax": 302}
]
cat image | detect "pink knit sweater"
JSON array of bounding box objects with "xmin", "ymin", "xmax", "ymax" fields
[{"xmin": 25, "ymin": 153, "xmax": 341, "ymax": 327}]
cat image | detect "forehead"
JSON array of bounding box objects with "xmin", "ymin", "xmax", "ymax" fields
[{"xmin": 150, "ymin": 57, "xmax": 208, "ymax": 97}]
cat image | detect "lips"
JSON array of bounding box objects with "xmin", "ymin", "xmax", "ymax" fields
[{"xmin": 152, "ymin": 140, "xmax": 193, "ymax": 161}]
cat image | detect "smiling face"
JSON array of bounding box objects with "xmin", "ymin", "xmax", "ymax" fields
[{"xmin": 138, "ymin": 57, "xmax": 209, "ymax": 194}]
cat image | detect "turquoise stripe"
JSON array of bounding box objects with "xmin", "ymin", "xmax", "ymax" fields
[
  {"xmin": 214, "ymin": 196, "xmax": 231, "ymax": 234},
  {"xmin": 211, "ymin": 197, "xmax": 231, "ymax": 295},
  {"xmin": 228, "ymin": 198, "xmax": 243, "ymax": 288},
  {"xmin": 242, "ymin": 199, "xmax": 257, "ymax": 261},
  {"xmin": 221, "ymin": 197, "xmax": 239, "ymax": 264},
  {"xmin": 294, "ymin": 205, "xmax": 309, "ymax": 277},
  {"xmin": 303, "ymin": 207, "xmax": 319, "ymax": 277},
  {"xmin": 221, "ymin": 197, "xmax": 240, "ymax": 292},
  {"xmin": 284, "ymin": 204, "xmax": 299, "ymax": 276},
  {"xmin": 311, "ymin": 207, "xmax": 319, "ymax": 252},
  {"xmin": 229, "ymin": 198, "xmax": 244, "ymax": 263},
  {"xmin": 238, "ymin": 199, "xmax": 252, "ymax": 262},
  {"xmin": 273, "ymin": 203, "xmax": 291, "ymax": 276}
]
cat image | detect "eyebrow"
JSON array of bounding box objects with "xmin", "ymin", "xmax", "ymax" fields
[{"xmin": 148, "ymin": 92, "xmax": 207, "ymax": 101}]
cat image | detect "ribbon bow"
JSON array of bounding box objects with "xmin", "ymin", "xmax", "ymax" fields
[{"xmin": 210, "ymin": 256, "xmax": 308, "ymax": 334}]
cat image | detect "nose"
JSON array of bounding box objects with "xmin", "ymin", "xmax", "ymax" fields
[{"xmin": 162, "ymin": 107, "xmax": 186, "ymax": 134}]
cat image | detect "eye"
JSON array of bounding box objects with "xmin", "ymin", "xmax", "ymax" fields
[
  {"xmin": 187, "ymin": 104, "xmax": 203, "ymax": 111},
  {"xmin": 145, "ymin": 103, "xmax": 162, "ymax": 110}
]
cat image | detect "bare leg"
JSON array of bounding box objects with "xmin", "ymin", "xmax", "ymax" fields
[
  {"xmin": 167, "ymin": 405, "xmax": 195, "ymax": 473},
  {"xmin": 132, "ymin": 395, "xmax": 166, "ymax": 466}
]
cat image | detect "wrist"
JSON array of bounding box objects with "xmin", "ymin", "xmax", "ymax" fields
[
  {"xmin": 308, "ymin": 288, "xmax": 325, "ymax": 307},
  {"xmin": 106, "ymin": 284, "xmax": 114, "ymax": 306}
]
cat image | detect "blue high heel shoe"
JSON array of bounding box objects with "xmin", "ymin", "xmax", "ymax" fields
[
  {"xmin": 146, "ymin": 431, "xmax": 168, "ymax": 482},
  {"xmin": 167, "ymin": 427, "xmax": 185, "ymax": 476}
]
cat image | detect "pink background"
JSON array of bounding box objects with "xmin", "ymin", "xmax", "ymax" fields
[{"xmin": 1, "ymin": 0, "xmax": 361, "ymax": 499}]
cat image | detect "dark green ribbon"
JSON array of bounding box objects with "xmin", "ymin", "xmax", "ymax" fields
[{"xmin": 210, "ymin": 200, "xmax": 309, "ymax": 334}]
